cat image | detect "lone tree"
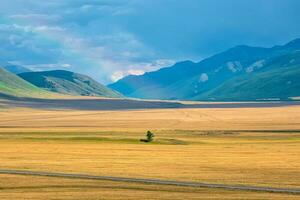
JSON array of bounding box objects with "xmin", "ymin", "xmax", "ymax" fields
[
  {"xmin": 146, "ymin": 130, "xmax": 155, "ymax": 142},
  {"xmin": 140, "ymin": 131, "xmax": 155, "ymax": 142}
]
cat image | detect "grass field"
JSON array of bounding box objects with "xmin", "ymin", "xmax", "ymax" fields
[
  {"xmin": 1, "ymin": 105, "xmax": 300, "ymax": 131},
  {"xmin": 1, "ymin": 175, "xmax": 298, "ymax": 200},
  {"xmin": 0, "ymin": 106, "xmax": 300, "ymax": 199}
]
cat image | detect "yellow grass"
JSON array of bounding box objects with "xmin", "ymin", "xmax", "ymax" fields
[
  {"xmin": 0, "ymin": 106, "xmax": 300, "ymax": 199},
  {"xmin": 1, "ymin": 105, "xmax": 300, "ymax": 132},
  {"xmin": 1, "ymin": 175, "xmax": 298, "ymax": 200},
  {"xmin": 0, "ymin": 131, "xmax": 299, "ymax": 188}
]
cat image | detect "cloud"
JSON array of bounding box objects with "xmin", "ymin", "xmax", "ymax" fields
[
  {"xmin": 0, "ymin": 24, "xmax": 30, "ymax": 32},
  {"xmin": 110, "ymin": 69, "xmax": 145, "ymax": 82},
  {"xmin": 128, "ymin": 59, "xmax": 175, "ymax": 71},
  {"xmin": 110, "ymin": 59, "xmax": 175, "ymax": 82},
  {"xmin": 128, "ymin": 69, "xmax": 144, "ymax": 75},
  {"xmin": 110, "ymin": 71, "xmax": 124, "ymax": 82},
  {"xmin": 33, "ymin": 25, "xmax": 65, "ymax": 32},
  {"xmin": 10, "ymin": 14, "xmax": 61, "ymax": 22},
  {"xmin": 0, "ymin": 18, "xmax": 175, "ymax": 83},
  {"xmin": 0, "ymin": 0, "xmax": 299, "ymax": 84},
  {"xmin": 23, "ymin": 63, "xmax": 72, "ymax": 71},
  {"xmin": 0, "ymin": 23, "xmax": 64, "ymax": 34}
]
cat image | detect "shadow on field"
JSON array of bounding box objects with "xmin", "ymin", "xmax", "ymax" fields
[{"xmin": 1, "ymin": 93, "xmax": 300, "ymax": 111}]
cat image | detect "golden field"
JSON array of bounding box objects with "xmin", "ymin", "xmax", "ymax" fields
[
  {"xmin": 0, "ymin": 105, "xmax": 300, "ymax": 199},
  {"xmin": 0, "ymin": 175, "xmax": 298, "ymax": 200},
  {"xmin": 1, "ymin": 105, "xmax": 300, "ymax": 131}
]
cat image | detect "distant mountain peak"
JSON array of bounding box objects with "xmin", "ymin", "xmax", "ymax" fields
[
  {"xmin": 1, "ymin": 64, "xmax": 31, "ymax": 74},
  {"xmin": 284, "ymin": 38, "xmax": 300, "ymax": 48},
  {"xmin": 175, "ymin": 60, "xmax": 195, "ymax": 65},
  {"xmin": 232, "ymin": 44, "xmax": 252, "ymax": 49},
  {"xmin": 225, "ymin": 44, "xmax": 265, "ymax": 54}
]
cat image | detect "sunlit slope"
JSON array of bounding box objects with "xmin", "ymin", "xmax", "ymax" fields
[
  {"xmin": 19, "ymin": 70, "xmax": 121, "ymax": 98},
  {"xmin": 0, "ymin": 67, "xmax": 59, "ymax": 98}
]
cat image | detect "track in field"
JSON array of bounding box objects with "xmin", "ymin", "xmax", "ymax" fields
[{"xmin": 0, "ymin": 169, "xmax": 299, "ymax": 195}]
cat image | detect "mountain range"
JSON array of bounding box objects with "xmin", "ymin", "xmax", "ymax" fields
[
  {"xmin": 1, "ymin": 38, "xmax": 300, "ymax": 101},
  {"xmin": 109, "ymin": 38, "xmax": 300, "ymax": 101}
]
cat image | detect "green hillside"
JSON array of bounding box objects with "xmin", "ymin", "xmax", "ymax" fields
[
  {"xmin": 19, "ymin": 70, "xmax": 121, "ymax": 98},
  {"xmin": 195, "ymin": 66, "xmax": 300, "ymax": 101},
  {"xmin": 194, "ymin": 51, "xmax": 300, "ymax": 101},
  {"xmin": 0, "ymin": 67, "xmax": 58, "ymax": 98}
]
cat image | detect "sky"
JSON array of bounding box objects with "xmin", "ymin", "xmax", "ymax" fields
[{"xmin": 0, "ymin": 0, "xmax": 300, "ymax": 84}]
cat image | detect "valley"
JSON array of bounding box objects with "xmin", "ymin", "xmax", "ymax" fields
[
  {"xmin": 0, "ymin": 1, "xmax": 299, "ymax": 199},
  {"xmin": 1, "ymin": 39, "xmax": 300, "ymax": 199}
]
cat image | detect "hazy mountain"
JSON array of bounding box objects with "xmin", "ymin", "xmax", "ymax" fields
[
  {"xmin": 109, "ymin": 38, "xmax": 300, "ymax": 100},
  {"xmin": 19, "ymin": 70, "xmax": 122, "ymax": 98},
  {"xmin": 2, "ymin": 64, "xmax": 32, "ymax": 74}
]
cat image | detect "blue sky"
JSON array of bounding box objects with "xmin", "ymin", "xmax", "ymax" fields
[{"xmin": 0, "ymin": 0, "xmax": 300, "ymax": 83}]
